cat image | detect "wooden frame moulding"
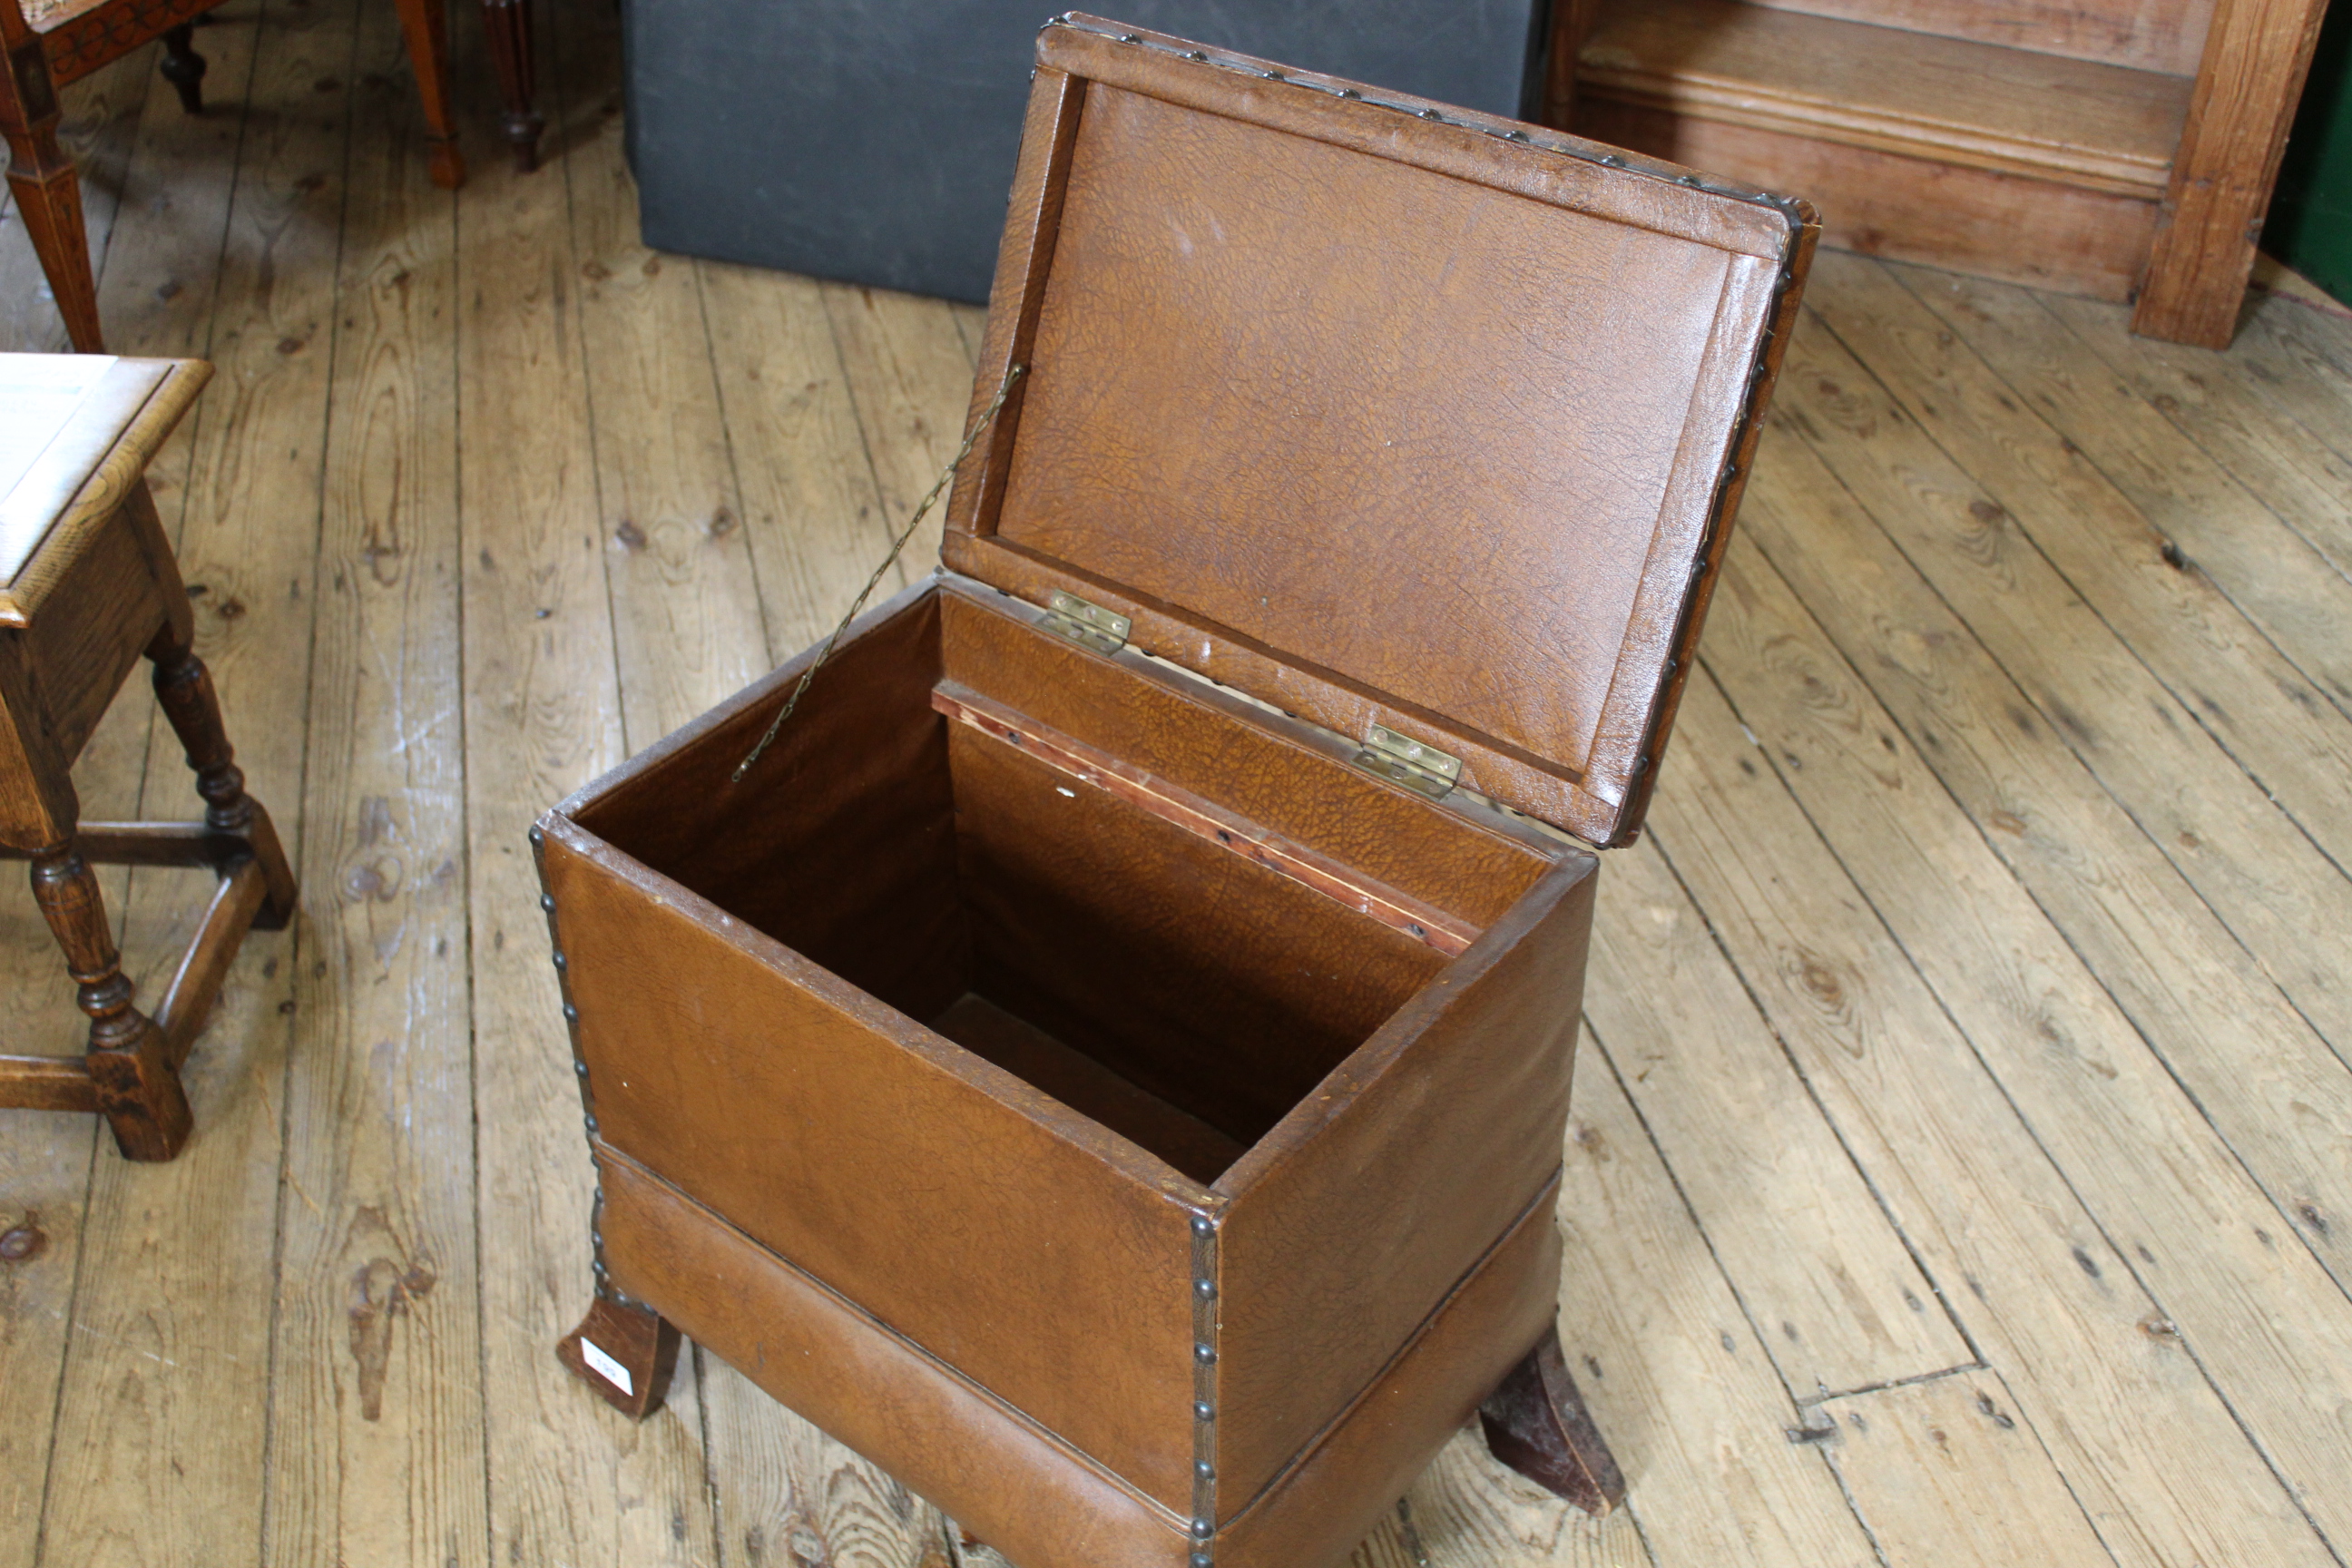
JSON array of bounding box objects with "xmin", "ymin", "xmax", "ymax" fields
[{"xmin": 1554, "ymin": 0, "xmax": 2334, "ymax": 346}]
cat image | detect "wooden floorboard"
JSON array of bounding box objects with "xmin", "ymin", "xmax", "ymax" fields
[
  {"xmin": 5, "ymin": 8, "xmax": 2351, "ymax": 1564},
  {"xmin": 265, "ymin": 0, "xmax": 481, "ymax": 1560}
]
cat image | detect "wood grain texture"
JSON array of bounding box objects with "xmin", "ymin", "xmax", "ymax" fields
[
  {"xmin": 2220, "ymin": 289, "xmax": 2352, "ymax": 496},
  {"xmin": 1818, "ymin": 1370, "xmax": 2117, "ymax": 1563},
  {"xmin": 450, "ymin": 0, "xmax": 716, "ymax": 1561},
  {"xmin": 1734, "ymin": 418, "xmax": 2352, "ymax": 1291},
  {"xmin": 0, "ymin": 359, "xmax": 199, "ymax": 621},
  {"xmin": 1896, "ymin": 262, "xmax": 2352, "ymax": 723},
  {"xmin": 1782, "ymin": 259, "xmax": 2352, "ymax": 1060},
  {"xmin": 1584, "ymin": 838, "xmax": 1969, "ymax": 1398},
  {"xmin": 0, "ymin": 29, "xmax": 220, "ymax": 1545},
  {"xmin": 1736, "ymin": 0, "xmax": 2217, "ymax": 76},
  {"xmin": 32, "ymin": 0, "xmax": 341, "ymax": 1543},
  {"xmin": 1576, "ymin": 102, "xmax": 2161, "ymax": 303},
  {"xmin": 2042, "ymin": 289, "xmax": 2352, "ymax": 588},
  {"xmin": 9, "ymin": 14, "xmax": 2352, "ymax": 1566},
  {"xmin": 0, "ymin": 49, "xmax": 147, "ymax": 354},
  {"xmin": 822, "ymin": 282, "xmax": 981, "ymax": 592},
  {"xmin": 21, "ymin": 52, "xmax": 320, "ymax": 1568},
  {"xmin": 701, "ymin": 1357, "xmax": 957, "ymax": 1568},
  {"xmin": 1577, "ymin": 0, "xmax": 2190, "ymax": 195},
  {"xmin": 1646, "ymin": 671, "xmax": 2336, "ymax": 1568},
  {"xmin": 262, "ymin": 0, "xmax": 484, "ymax": 1558},
  {"xmin": 1808, "ymin": 255, "xmax": 2352, "ymax": 868},
  {"xmin": 698, "ymin": 263, "xmax": 904, "ymax": 657},
  {"xmin": 1348, "ymin": 1426, "xmax": 1651, "ymax": 1567},
  {"xmin": 562, "ymin": 5, "xmax": 769, "ymax": 749},
  {"xmin": 1550, "ymin": 1033, "xmax": 1879, "ymax": 1568},
  {"xmin": 74, "ymin": 1, "xmax": 260, "ymax": 413}
]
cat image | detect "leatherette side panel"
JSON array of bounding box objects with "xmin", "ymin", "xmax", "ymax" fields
[
  {"xmin": 595, "ymin": 1149, "xmax": 1194, "ymax": 1568},
  {"xmin": 1218, "ymin": 1180, "xmax": 1563, "ymax": 1567},
  {"xmin": 1212, "ymin": 854, "xmax": 1597, "ymax": 1509},
  {"xmin": 542, "ymin": 826, "xmax": 1202, "ymax": 1511}
]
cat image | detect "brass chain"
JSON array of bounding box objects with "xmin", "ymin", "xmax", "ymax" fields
[{"xmin": 732, "ymin": 363, "xmax": 1025, "ymax": 781}]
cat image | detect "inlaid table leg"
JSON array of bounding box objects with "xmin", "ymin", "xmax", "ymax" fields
[
  {"xmin": 479, "ymin": 0, "xmax": 543, "ymax": 172},
  {"xmin": 559, "ymin": 1294, "xmax": 680, "ymax": 1419},
  {"xmin": 148, "ymin": 624, "xmax": 299, "ymax": 927},
  {"xmin": 1, "ymin": 26, "xmax": 103, "ymax": 350},
  {"xmin": 31, "ymin": 847, "xmax": 190, "ymax": 1161},
  {"xmin": 1478, "ymin": 1325, "xmax": 1626, "ymax": 1514}
]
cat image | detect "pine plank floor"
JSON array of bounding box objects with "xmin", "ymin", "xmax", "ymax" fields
[{"xmin": 5, "ymin": 4, "xmax": 2351, "ymax": 1563}]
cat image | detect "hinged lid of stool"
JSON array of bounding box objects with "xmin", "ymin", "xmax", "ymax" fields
[{"xmin": 943, "ymin": 15, "xmax": 1818, "ymax": 847}]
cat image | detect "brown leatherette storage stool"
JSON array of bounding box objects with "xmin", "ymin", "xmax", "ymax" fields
[
  {"xmin": 0, "ymin": 354, "xmax": 298, "ymax": 1161},
  {"xmin": 534, "ymin": 17, "xmax": 1817, "ymax": 1568}
]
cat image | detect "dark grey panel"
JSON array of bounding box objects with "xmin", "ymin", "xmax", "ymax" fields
[{"xmin": 623, "ymin": 3, "xmax": 1551, "ymax": 302}]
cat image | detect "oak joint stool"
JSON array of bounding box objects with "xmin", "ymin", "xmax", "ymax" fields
[{"xmin": 0, "ymin": 354, "xmax": 296, "ymax": 1161}]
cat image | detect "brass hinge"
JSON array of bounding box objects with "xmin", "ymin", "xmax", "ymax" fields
[
  {"xmin": 1352, "ymin": 723, "xmax": 1462, "ymax": 799},
  {"xmin": 1042, "ymin": 591, "xmax": 1131, "ymax": 655}
]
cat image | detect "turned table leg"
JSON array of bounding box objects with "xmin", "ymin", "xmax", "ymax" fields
[
  {"xmin": 159, "ymin": 24, "xmax": 207, "ymax": 114},
  {"xmin": 148, "ymin": 624, "xmax": 299, "ymax": 927},
  {"xmin": 479, "ymin": 0, "xmax": 543, "ymax": 173},
  {"xmin": 1479, "ymin": 1325, "xmax": 1626, "ymax": 1514},
  {"xmin": 31, "ymin": 846, "xmax": 190, "ymax": 1161}
]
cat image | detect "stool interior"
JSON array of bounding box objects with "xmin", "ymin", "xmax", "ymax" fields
[{"xmin": 571, "ymin": 582, "xmax": 1560, "ymax": 1182}]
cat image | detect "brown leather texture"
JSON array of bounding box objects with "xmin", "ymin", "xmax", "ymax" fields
[
  {"xmin": 598, "ymin": 1140, "xmax": 1560, "ymax": 1568},
  {"xmin": 930, "ymin": 993, "xmax": 1248, "ymax": 1183},
  {"xmin": 539, "ymin": 14, "xmax": 1790, "ymax": 1543},
  {"xmin": 597, "ymin": 1142, "xmax": 1571, "ymax": 1568},
  {"xmin": 1217, "ymin": 1180, "xmax": 1563, "ymax": 1568},
  {"xmin": 542, "ymin": 808, "xmax": 1207, "ymax": 1510},
  {"xmin": 1211, "ymin": 855, "xmax": 1595, "ymax": 1508},
  {"xmin": 550, "ymin": 576, "xmax": 1598, "ymax": 1522},
  {"xmin": 945, "ymin": 19, "xmax": 1818, "ymax": 847},
  {"xmin": 594, "ymin": 1147, "xmax": 1199, "ymax": 1568}
]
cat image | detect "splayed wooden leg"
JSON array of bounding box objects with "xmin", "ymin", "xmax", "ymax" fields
[
  {"xmin": 559, "ymin": 1293, "xmax": 680, "ymax": 1419},
  {"xmin": 1479, "ymin": 1325, "xmax": 1625, "ymax": 1514}
]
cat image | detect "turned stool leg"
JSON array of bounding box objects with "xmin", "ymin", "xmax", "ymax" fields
[
  {"xmin": 1479, "ymin": 1326, "xmax": 1626, "ymax": 1514},
  {"xmin": 32, "ymin": 848, "xmax": 191, "ymax": 1161},
  {"xmin": 559, "ymin": 1294, "xmax": 680, "ymax": 1419},
  {"xmin": 148, "ymin": 626, "xmax": 298, "ymax": 927},
  {"xmin": 159, "ymin": 24, "xmax": 207, "ymax": 114}
]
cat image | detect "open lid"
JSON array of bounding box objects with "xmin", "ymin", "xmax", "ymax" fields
[{"xmin": 943, "ymin": 15, "xmax": 1817, "ymax": 848}]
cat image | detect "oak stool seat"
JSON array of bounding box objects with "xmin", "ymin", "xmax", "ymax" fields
[{"xmin": 0, "ymin": 353, "xmax": 296, "ymax": 1161}]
